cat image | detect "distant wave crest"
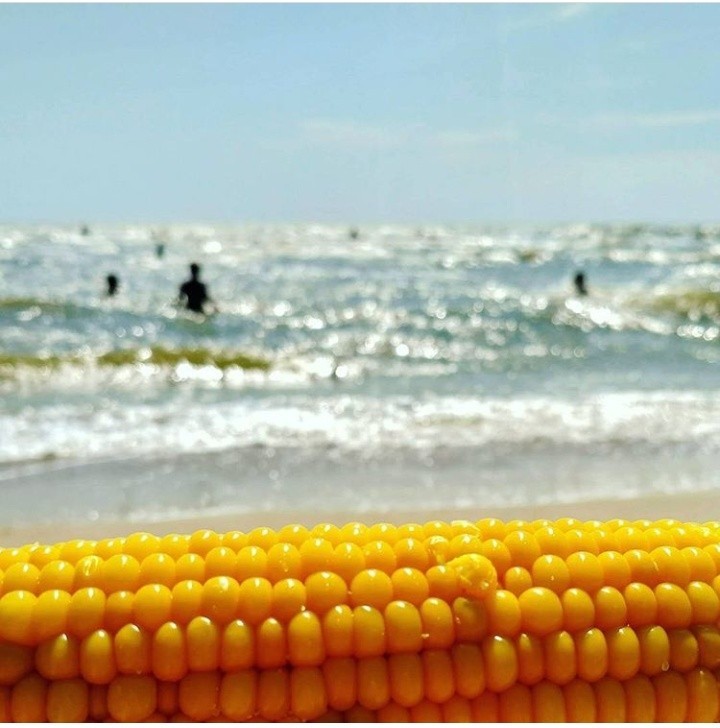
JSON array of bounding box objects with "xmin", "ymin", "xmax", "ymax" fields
[{"xmin": 0, "ymin": 345, "xmax": 271, "ymax": 372}]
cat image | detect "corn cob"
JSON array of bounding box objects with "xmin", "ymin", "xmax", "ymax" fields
[{"xmin": 1, "ymin": 519, "xmax": 720, "ymax": 722}]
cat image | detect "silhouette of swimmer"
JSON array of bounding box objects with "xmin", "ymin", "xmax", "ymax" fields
[
  {"xmin": 178, "ymin": 263, "xmax": 213, "ymax": 314},
  {"xmin": 106, "ymin": 274, "xmax": 119, "ymax": 297},
  {"xmin": 80, "ymin": 224, "xmax": 91, "ymax": 236},
  {"xmin": 155, "ymin": 243, "xmax": 165, "ymax": 258},
  {"xmin": 574, "ymin": 271, "xmax": 588, "ymax": 296},
  {"xmin": 349, "ymin": 228, "xmax": 359, "ymax": 240}
]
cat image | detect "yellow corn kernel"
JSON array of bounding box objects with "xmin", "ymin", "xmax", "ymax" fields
[
  {"xmin": 152, "ymin": 622, "xmax": 187, "ymax": 682},
  {"xmin": 288, "ymin": 611, "xmax": 325, "ymax": 666},
  {"xmin": 504, "ymin": 530, "xmax": 541, "ymax": 570},
  {"xmin": 482, "ymin": 635, "xmax": 518, "ymax": 692},
  {"xmin": 593, "ymin": 585, "xmax": 627, "ymax": 629},
  {"xmin": 625, "ymin": 674, "xmax": 656, "ymax": 722},
  {"xmin": 134, "ymin": 584, "xmax": 173, "ymax": 631},
  {"xmin": 544, "ymin": 630, "xmax": 576, "ymax": 685},
  {"xmin": 394, "ymin": 538, "xmax": 429, "ymax": 570},
  {"xmin": 422, "ymin": 649, "xmax": 454, "ymax": 704},
  {"xmin": 655, "ymin": 582, "xmax": 692, "ymax": 628},
  {"xmin": 219, "ymin": 670, "xmax": 255, "ymax": 721},
  {"xmin": 503, "ymin": 565, "xmax": 533, "ymax": 596},
  {"xmin": 203, "ymin": 546, "xmax": 236, "ymax": 580},
  {"xmin": 333, "ymin": 543, "xmax": 366, "ymax": 585},
  {"xmin": 576, "ymin": 628, "xmax": 608, "ymax": 682},
  {"xmin": 178, "ymin": 671, "xmax": 221, "ymax": 721},
  {"xmin": 353, "ymin": 605, "xmax": 386, "ymax": 658},
  {"xmin": 563, "ymin": 678, "xmax": 596, "ymax": 722},
  {"xmin": 266, "ymin": 543, "xmax": 302, "ymax": 582},
  {"xmin": 220, "ymin": 619, "xmax": 254, "ymax": 672},
  {"xmin": 323, "ymin": 657, "xmax": 356, "ymax": 711},
  {"xmin": 452, "ymin": 596, "xmax": 487, "ymax": 642},
  {"xmin": 560, "ymin": 587, "xmax": 595, "ymax": 632},
  {"xmin": 0, "ymin": 591, "xmax": 36, "ymax": 645},
  {"xmin": 441, "ymin": 695, "xmax": 473, "ymax": 722},
  {"xmin": 452, "ymin": 643, "xmax": 484, "ymax": 699},
  {"xmin": 499, "ymin": 683, "xmax": 532, "ymax": 722},
  {"xmin": 299, "ymin": 538, "xmax": 334, "ymax": 578},
  {"xmin": 291, "ymin": 666, "xmax": 326, "ymax": 720},
  {"xmin": 686, "ymin": 667, "xmax": 719, "ymax": 722},
  {"xmin": 108, "ymin": 675, "xmax": 157, "ymax": 722},
  {"xmin": 256, "ymin": 618, "xmax": 287, "ymax": 670},
  {"xmin": 606, "ymin": 626, "xmax": 641, "ymax": 680},
  {"xmin": 350, "ymin": 569, "xmax": 393, "ymax": 610},
  {"xmin": 426, "ymin": 564, "xmax": 460, "ymax": 602},
  {"xmin": 186, "ymin": 616, "xmax": 220, "ymax": 672},
  {"xmin": 114, "ymin": 624, "xmax": 151, "ymax": 675},
  {"xmin": 11, "ymin": 673, "xmax": 47, "ymax": 722},
  {"xmin": 305, "ymin": 571, "xmax": 348, "ymax": 614},
  {"xmin": 32, "ymin": 588, "xmax": 71, "ymax": 642},
  {"xmin": 3, "ymin": 562, "xmax": 40, "ymax": 594},
  {"xmin": 322, "ymin": 604, "xmax": 354, "ymax": 658},
  {"xmin": 637, "ymin": 624, "xmax": 671, "ymax": 675},
  {"xmin": 419, "ymin": 597, "xmax": 454, "ymax": 649},
  {"xmin": 101, "ymin": 553, "xmax": 141, "ymax": 593},
  {"xmin": 38, "ymin": 559, "xmax": 75, "ymax": 592},
  {"xmin": 0, "ymin": 643, "xmax": 32, "ymax": 686},
  {"xmin": 175, "ymin": 552, "xmax": 206, "ymax": 582},
  {"xmin": 518, "ymin": 587, "xmax": 563, "ymax": 636},
  {"xmin": 36, "ymin": 633, "xmax": 80, "ymax": 680},
  {"xmin": 362, "ymin": 541, "xmax": 397, "ymax": 573},
  {"xmin": 516, "ymin": 632, "xmax": 544, "ymax": 686},
  {"xmin": 47, "ymin": 677, "xmax": 89, "ymax": 722},
  {"xmin": 390, "ymin": 567, "xmax": 429, "ymax": 605},
  {"xmin": 388, "ymin": 653, "xmax": 423, "ymax": 707},
  {"xmin": 272, "ymin": 578, "xmax": 307, "ymax": 621},
  {"xmin": 480, "ymin": 538, "xmax": 512, "ymax": 578},
  {"xmin": 531, "ymin": 554, "xmax": 570, "ymax": 594},
  {"xmin": 668, "ymin": 628, "xmax": 699, "ymax": 672},
  {"xmin": 257, "ymin": 669, "xmax": 290, "ymax": 721},
  {"xmin": 594, "ymin": 676, "xmax": 626, "ymax": 722},
  {"xmin": 237, "ymin": 577, "xmax": 273, "ymax": 625},
  {"xmin": 385, "ymin": 600, "xmax": 422, "ymax": 653},
  {"xmin": 532, "ymin": 681, "xmax": 566, "ymax": 722},
  {"xmin": 485, "ymin": 589, "xmax": 522, "ymax": 636},
  {"xmin": 80, "ymin": 629, "xmax": 116, "ymax": 685},
  {"xmin": 654, "ymin": 670, "xmax": 687, "ymax": 721}
]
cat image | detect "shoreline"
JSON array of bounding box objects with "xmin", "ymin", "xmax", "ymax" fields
[{"xmin": 2, "ymin": 487, "xmax": 719, "ymax": 547}]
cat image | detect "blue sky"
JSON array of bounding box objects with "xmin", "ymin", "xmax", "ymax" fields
[{"xmin": 1, "ymin": 3, "xmax": 719, "ymax": 224}]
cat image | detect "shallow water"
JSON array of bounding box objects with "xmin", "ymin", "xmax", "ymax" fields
[{"xmin": 1, "ymin": 222, "xmax": 719, "ymax": 525}]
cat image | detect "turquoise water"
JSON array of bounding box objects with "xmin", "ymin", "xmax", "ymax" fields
[{"xmin": 1, "ymin": 223, "xmax": 720, "ymax": 523}]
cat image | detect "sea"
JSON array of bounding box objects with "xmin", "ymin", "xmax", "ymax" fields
[{"xmin": 1, "ymin": 222, "xmax": 719, "ymax": 528}]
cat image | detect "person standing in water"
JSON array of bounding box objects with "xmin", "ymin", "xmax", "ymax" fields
[
  {"xmin": 106, "ymin": 274, "xmax": 119, "ymax": 297},
  {"xmin": 574, "ymin": 271, "xmax": 588, "ymax": 296},
  {"xmin": 178, "ymin": 262, "xmax": 214, "ymax": 314}
]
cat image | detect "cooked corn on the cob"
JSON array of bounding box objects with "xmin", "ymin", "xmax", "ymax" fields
[{"xmin": 0, "ymin": 518, "xmax": 719, "ymax": 721}]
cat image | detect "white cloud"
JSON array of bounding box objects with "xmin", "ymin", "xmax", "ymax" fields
[
  {"xmin": 503, "ymin": 3, "xmax": 592, "ymax": 33},
  {"xmin": 592, "ymin": 110, "xmax": 720, "ymax": 129},
  {"xmin": 299, "ymin": 120, "xmax": 517, "ymax": 150},
  {"xmin": 554, "ymin": 4, "xmax": 592, "ymax": 22},
  {"xmin": 434, "ymin": 128, "xmax": 519, "ymax": 146},
  {"xmin": 300, "ymin": 120, "xmax": 404, "ymax": 148}
]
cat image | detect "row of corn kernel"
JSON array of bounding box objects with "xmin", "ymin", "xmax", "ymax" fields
[
  {"xmin": 4, "ymin": 543, "xmax": 719, "ymax": 608},
  {"xmin": 4, "ymin": 569, "xmax": 719, "ymax": 654},
  {"xmin": 4, "ymin": 667, "xmax": 718, "ymax": 723},
  {"xmin": 7, "ymin": 518, "xmax": 720, "ymax": 568},
  {"xmin": 11, "ymin": 619, "xmax": 720, "ymax": 696}
]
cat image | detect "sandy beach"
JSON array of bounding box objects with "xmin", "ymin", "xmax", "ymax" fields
[{"xmin": 3, "ymin": 487, "xmax": 719, "ymax": 548}]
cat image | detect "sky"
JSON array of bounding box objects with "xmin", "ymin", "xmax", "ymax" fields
[{"xmin": 1, "ymin": 2, "xmax": 719, "ymax": 225}]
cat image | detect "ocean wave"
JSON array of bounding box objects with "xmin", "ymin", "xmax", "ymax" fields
[
  {"xmin": 0, "ymin": 345, "xmax": 270, "ymax": 372},
  {"xmin": 645, "ymin": 289, "xmax": 720, "ymax": 318}
]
